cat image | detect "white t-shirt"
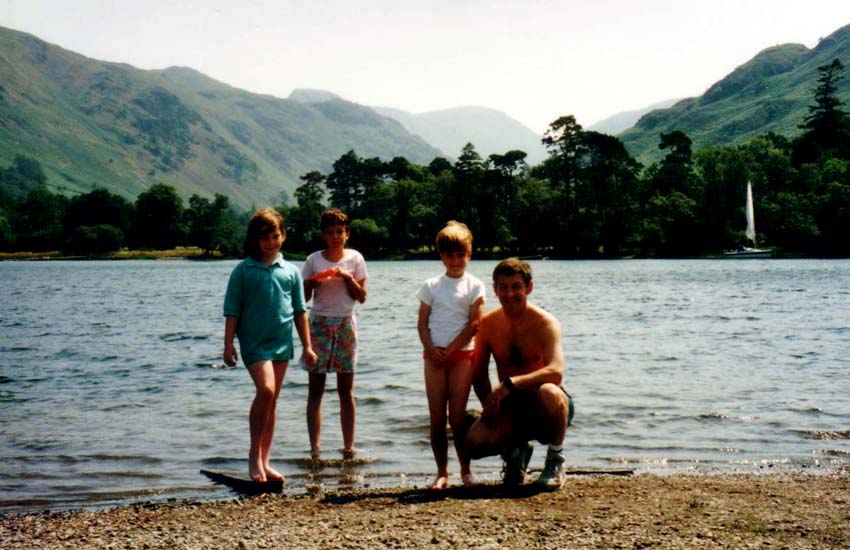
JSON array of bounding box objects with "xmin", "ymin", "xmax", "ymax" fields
[
  {"xmin": 302, "ymin": 249, "xmax": 368, "ymax": 317},
  {"xmin": 417, "ymin": 273, "xmax": 486, "ymax": 349}
]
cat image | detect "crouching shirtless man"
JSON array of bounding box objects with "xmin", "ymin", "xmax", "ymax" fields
[{"xmin": 464, "ymin": 258, "xmax": 574, "ymax": 487}]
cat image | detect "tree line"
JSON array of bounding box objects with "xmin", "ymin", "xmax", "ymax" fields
[{"xmin": 1, "ymin": 59, "xmax": 848, "ymax": 258}]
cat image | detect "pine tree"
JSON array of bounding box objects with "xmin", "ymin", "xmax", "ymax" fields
[{"xmin": 795, "ymin": 58, "xmax": 850, "ymax": 163}]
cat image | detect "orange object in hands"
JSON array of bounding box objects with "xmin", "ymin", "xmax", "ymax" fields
[{"xmin": 312, "ymin": 268, "xmax": 336, "ymax": 281}]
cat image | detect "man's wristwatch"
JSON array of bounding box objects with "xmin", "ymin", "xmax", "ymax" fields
[{"xmin": 503, "ymin": 377, "xmax": 515, "ymax": 392}]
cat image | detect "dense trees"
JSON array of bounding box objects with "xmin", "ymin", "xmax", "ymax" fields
[{"xmin": 1, "ymin": 59, "xmax": 848, "ymax": 258}]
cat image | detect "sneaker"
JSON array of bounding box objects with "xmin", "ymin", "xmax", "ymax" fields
[
  {"xmin": 501, "ymin": 443, "xmax": 534, "ymax": 486},
  {"xmin": 535, "ymin": 449, "xmax": 565, "ymax": 488}
]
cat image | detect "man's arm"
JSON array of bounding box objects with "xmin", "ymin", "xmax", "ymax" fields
[{"xmin": 471, "ymin": 314, "xmax": 493, "ymax": 405}]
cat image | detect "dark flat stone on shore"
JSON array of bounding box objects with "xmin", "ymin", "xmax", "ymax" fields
[{"xmin": 200, "ymin": 469, "xmax": 284, "ymax": 495}]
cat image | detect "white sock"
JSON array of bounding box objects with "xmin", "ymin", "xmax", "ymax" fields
[{"xmin": 548, "ymin": 444, "xmax": 563, "ymax": 454}]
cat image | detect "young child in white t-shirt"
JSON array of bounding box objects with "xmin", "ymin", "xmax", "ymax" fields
[
  {"xmin": 302, "ymin": 209, "xmax": 367, "ymax": 460},
  {"xmin": 417, "ymin": 221, "xmax": 485, "ymax": 488}
]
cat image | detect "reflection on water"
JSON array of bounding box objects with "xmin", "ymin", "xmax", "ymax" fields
[{"xmin": 1, "ymin": 259, "xmax": 849, "ymax": 512}]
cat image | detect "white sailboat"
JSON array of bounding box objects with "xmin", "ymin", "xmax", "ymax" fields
[{"xmin": 724, "ymin": 181, "xmax": 772, "ymax": 258}]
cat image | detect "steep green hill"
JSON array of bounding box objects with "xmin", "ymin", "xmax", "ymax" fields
[
  {"xmin": 621, "ymin": 23, "xmax": 850, "ymax": 163},
  {"xmin": 0, "ymin": 27, "xmax": 440, "ymax": 208}
]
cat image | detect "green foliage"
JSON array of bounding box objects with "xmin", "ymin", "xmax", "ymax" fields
[
  {"xmin": 131, "ymin": 183, "xmax": 186, "ymax": 249},
  {"xmin": 184, "ymin": 194, "xmax": 241, "ymax": 256},
  {"xmin": 131, "ymin": 88, "xmax": 201, "ymax": 172},
  {"xmin": 63, "ymin": 188, "xmax": 132, "ymax": 236},
  {"xmin": 349, "ymin": 218, "xmax": 388, "ymax": 255},
  {"xmin": 211, "ymin": 139, "xmax": 259, "ymax": 183},
  {"xmin": 793, "ymin": 59, "xmax": 850, "ymax": 164},
  {"xmin": 65, "ymin": 224, "xmax": 125, "ymax": 254},
  {"xmin": 14, "ymin": 186, "xmax": 66, "ymax": 251},
  {"xmin": 0, "ymin": 155, "xmax": 47, "ymax": 199},
  {"xmin": 282, "ymin": 171, "xmax": 327, "ymax": 252}
]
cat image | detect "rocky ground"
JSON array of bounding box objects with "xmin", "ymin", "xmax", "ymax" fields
[{"xmin": 2, "ymin": 472, "xmax": 849, "ymax": 549}]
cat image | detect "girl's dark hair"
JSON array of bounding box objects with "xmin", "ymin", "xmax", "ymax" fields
[
  {"xmin": 320, "ymin": 208, "xmax": 350, "ymax": 231},
  {"xmin": 244, "ymin": 208, "xmax": 285, "ymax": 260}
]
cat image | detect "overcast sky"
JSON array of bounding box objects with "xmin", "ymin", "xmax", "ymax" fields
[{"xmin": 4, "ymin": 0, "xmax": 850, "ymax": 134}]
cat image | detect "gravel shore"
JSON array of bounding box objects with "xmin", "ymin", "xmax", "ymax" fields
[{"xmin": 2, "ymin": 472, "xmax": 848, "ymax": 549}]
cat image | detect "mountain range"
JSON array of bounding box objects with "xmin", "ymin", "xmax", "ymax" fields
[
  {"xmin": 620, "ymin": 23, "xmax": 850, "ymax": 163},
  {"xmin": 0, "ymin": 26, "xmax": 441, "ymax": 208},
  {"xmin": 3, "ymin": 22, "xmax": 850, "ymax": 207},
  {"xmin": 288, "ymin": 89, "xmax": 548, "ymax": 164}
]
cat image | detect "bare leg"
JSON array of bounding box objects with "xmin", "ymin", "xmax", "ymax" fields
[
  {"xmin": 424, "ymin": 358, "xmax": 449, "ymax": 489},
  {"xmin": 307, "ymin": 372, "xmax": 326, "ymax": 459},
  {"xmin": 261, "ymin": 360, "xmax": 288, "ymax": 481},
  {"xmin": 247, "ymin": 360, "xmax": 278, "ymax": 482},
  {"xmin": 465, "ymin": 407, "xmax": 515, "ymax": 461},
  {"xmin": 446, "ymin": 357, "xmax": 475, "ymax": 481},
  {"xmin": 337, "ymin": 372, "xmax": 356, "ymax": 455},
  {"xmin": 535, "ymin": 383, "xmax": 569, "ymax": 445}
]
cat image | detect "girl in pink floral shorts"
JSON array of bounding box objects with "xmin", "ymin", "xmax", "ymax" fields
[{"xmin": 302, "ymin": 209, "xmax": 368, "ymax": 460}]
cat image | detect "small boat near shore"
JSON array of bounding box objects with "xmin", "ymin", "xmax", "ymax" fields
[
  {"xmin": 724, "ymin": 181, "xmax": 772, "ymax": 258},
  {"xmin": 723, "ymin": 246, "xmax": 773, "ymax": 258}
]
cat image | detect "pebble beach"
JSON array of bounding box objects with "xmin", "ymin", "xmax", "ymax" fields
[{"xmin": 3, "ymin": 472, "xmax": 848, "ymax": 549}]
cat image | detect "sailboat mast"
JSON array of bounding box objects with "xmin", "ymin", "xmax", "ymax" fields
[{"xmin": 745, "ymin": 181, "xmax": 756, "ymax": 247}]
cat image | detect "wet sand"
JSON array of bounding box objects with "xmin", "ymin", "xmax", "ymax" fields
[{"xmin": 2, "ymin": 472, "xmax": 848, "ymax": 549}]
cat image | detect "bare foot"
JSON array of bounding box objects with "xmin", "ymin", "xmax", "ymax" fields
[
  {"xmin": 264, "ymin": 464, "xmax": 285, "ymax": 482},
  {"xmin": 310, "ymin": 447, "xmax": 321, "ymax": 461},
  {"xmin": 462, "ymin": 473, "xmax": 479, "ymax": 487},
  {"xmin": 429, "ymin": 475, "xmax": 449, "ymax": 490},
  {"xmin": 342, "ymin": 448, "xmax": 356, "ymax": 460},
  {"xmin": 249, "ymin": 457, "xmax": 266, "ymax": 482}
]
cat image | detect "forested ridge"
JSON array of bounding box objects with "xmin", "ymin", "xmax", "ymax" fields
[{"xmin": 2, "ymin": 59, "xmax": 849, "ymax": 259}]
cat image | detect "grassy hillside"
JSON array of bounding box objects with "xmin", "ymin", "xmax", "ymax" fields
[
  {"xmin": 0, "ymin": 27, "xmax": 440, "ymax": 208},
  {"xmin": 621, "ymin": 23, "xmax": 850, "ymax": 164}
]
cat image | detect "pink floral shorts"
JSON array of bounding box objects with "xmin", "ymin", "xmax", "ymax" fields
[{"xmin": 306, "ymin": 315, "xmax": 357, "ymax": 374}]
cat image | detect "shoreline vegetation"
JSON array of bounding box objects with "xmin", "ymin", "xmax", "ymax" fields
[
  {"xmin": 0, "ymin": 248, "xmax": 811, "ymax": 262},
  {"xmin": 0, "ymin": 247, "xmax": 217, "ymax": 261},
  {"xmin": 2, "ymin": 472, "xmax": 848, "ymax": 548}
]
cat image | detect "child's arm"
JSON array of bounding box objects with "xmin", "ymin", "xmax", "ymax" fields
[
  {"xmin": 339, "ymin": 271, "xmax": 367, "ymax": 303},
  {"xmin": 442, "ymin": 296, "xmax": 484, "ymax": 358},
  {"xmin": 418, "ymin": 301, "xmax": 446, "ymax": 365},
  {"xmin": 304, "ymin": 277, "xmax": 318, "ymax": 302},
  {"xmin": 294, "ymin": 311, "xmax": 318, "ymax": 366},
  {"xmin": 223, "ymin": 316, "xmax": 239, "ymax": 367}
]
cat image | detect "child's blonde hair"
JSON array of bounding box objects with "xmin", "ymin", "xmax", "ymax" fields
[
  {"xmin": 435, "ymin": 221, "xmax": 473, "ymax": 254},
  {"xmin": 244, "ymin": 208, "xmax": 285, "ymax": 260}
]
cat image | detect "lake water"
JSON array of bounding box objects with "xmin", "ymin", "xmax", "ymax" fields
[{"xmin": 1, "ymin": 259, "xmax": 848, "ymax": 513}]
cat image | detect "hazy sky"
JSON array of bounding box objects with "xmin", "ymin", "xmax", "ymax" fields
[{"xmin": 4, "ymin": 1, "xmax": 850, "ymax": 134}]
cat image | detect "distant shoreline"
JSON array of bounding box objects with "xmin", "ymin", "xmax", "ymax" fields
[{"xmin": 0, "ymin": 248, "xmax": 818, "ymax": 262}]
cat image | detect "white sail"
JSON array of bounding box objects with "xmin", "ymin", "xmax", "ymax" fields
[{"xmin": 745, "ymin": 181, "xmax": 756, "ymax": 246}]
